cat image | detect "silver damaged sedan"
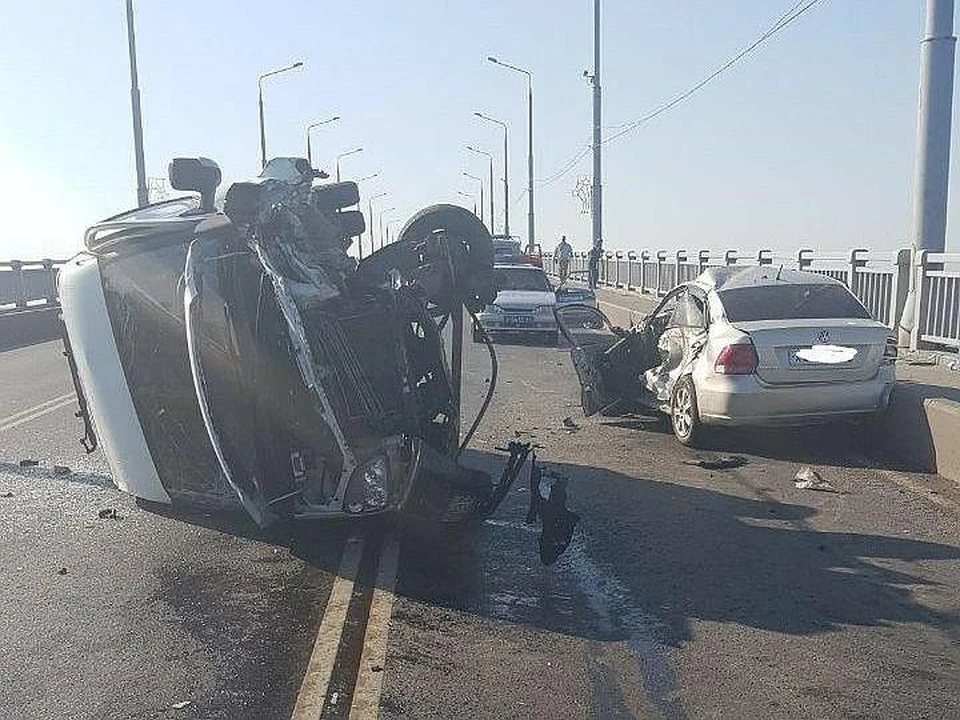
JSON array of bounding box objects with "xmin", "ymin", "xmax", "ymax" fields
[{"xmin": 557, "ymin": 266, "xmax": 897, "ymax": 445}]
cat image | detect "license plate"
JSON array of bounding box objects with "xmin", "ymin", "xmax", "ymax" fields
[{"xmin": 504, "ymin": 314, "xmax": 533, "ymax": 328}]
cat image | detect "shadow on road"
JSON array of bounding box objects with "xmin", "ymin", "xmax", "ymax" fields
[{"xmin": 136, "ymin": 447, "xmax": 960, "ymax": 651}]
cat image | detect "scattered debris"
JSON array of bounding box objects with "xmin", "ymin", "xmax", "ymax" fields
[
  {"xmin": 329, "ymin": 692, "xmax": 340, "ymax": 706},
  {"xmin": 53, "ymin": 465, "xmax": 72, "ymax": 476},
  {"xmin": 905, "ymin": 356, "xmax": 937, "ymax": 366},
  {"xmin": 56, "ymin": 567, "xmax": 68, "ymax": 576},
  {"xmin": 794, "ymin": 466, "xmax": 840, "ymax": 493},
  {"xmin": 169, "ymin": 701, "xmax": 192, "ymax": 710},
  {"xmin": 19, "ymin": 459, "xmax": 39, "ymax": 468},
  {"xmin": 371, "ymin": 664, "xmax": 384, "ymax": 673},
  {"xmin": 683, "ymin": 455, "xmax": 747, "ymax": 470},
  {"xmin": 0, "ymin": 491, "xmax": 13, "ymax": 498},
  {"xmin": 98, "ymin": 508, "xmax": 120, "ymax": 520},
  {"xmin": 561, "ymin": 416, "xmax": 580, "ymax": 432}
]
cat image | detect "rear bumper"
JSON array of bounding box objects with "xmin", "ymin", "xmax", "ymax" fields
[{"xmin": 696, "ymin": 366, "xmax": 896, "ymax": 426}]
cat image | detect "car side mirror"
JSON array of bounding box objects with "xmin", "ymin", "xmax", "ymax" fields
[{"xmin": 168, "ymin": 157, "xmax": 221, "ymax": 212}]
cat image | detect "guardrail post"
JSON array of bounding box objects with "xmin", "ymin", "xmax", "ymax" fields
[
  {"xmin": 626, "ymin": 250, "xmax": 637, "ymax": 290},
  {"xmin": 911, "ymin": 250, "xmax": 930, "ymax": 350},
  {"xmin": 604, "ymin": 251, "xmax": 613, "ymax": 286},
  {"xmin": 615, "ymin": 250, "xmax": 624, "ymax": 287},
  {"xmin": 656, "ymin": 250, "xmax": 668, "ymax": 295},
  {"xmin": 757, "ymin": 249, "xmax": 773, "ymax": 266},
  {"xmin": 10, "ymin": 260, "xmax": 26, "ymax": 309},
  {"xmin": 698, "ymin": 249, "xmax": 710, "ymax": 274},
  {"xmin": 675, "ymin": 250, "xmax": 687, "ymax": 284},
  {"xmin": 848, "ymin": 248, "xmax": 867, "ymax": 290},
  {"xmin": 640, "ymin": 250, "xmax": 650, "ymax": 293},
  {"xmin": 724, "ymin": 250, "xmax": 738, "ymax": 266},
  {"xmin": 892, "ymin": 247, "xmax": 912, "ymax": 334},
  {"xmin": 42, "ymin": 259, "xmax": 56, "ymax": 304},
  {"xmin": 797, "ymin": 248, "xmax": 813, "ymax": 271}
]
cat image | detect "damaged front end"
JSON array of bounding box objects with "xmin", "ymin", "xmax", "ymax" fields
[{"xmin": 59, "ymin": 157, "xmax": 566, "ymax": 544}]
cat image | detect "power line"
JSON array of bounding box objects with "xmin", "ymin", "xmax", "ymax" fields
[
  {"xmin": 602, "ymin": 0, "xmax": 822, "ymax": 146},
  {"xmin": 529, "ymin": 0, "xmax": 822, "ymax": 191}
]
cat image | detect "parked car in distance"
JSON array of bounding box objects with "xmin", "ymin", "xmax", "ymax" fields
[
  {"xmin": 557, "ymin": 266, "xmax": 897, "ymax": 445},
  {"xmin": 492, "ymin": 235, "xmax": 543, "ymax": 267},
  {"xmin": 475, "ymin": 263, "xmax": 558, "ymax": 344}
]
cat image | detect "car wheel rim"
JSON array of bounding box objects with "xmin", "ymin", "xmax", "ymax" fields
[{"xmin": 673, "ymin": 386, "xmax": 692, "ymax": 438}]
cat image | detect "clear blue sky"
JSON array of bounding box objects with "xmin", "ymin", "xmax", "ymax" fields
[{"xmin": 0, "ymin": 1, "xmax": 951, "ymax": 258}]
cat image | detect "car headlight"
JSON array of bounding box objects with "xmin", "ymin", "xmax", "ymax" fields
[
  {"xmin": 483, "ymin": 303, "xmax": 504, "ymax": 314},
  {"xmin": 344, "ymin": 455, "xmax": 389, "ymax": 513}
]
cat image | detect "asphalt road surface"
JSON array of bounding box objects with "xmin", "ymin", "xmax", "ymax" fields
[{"xmin": 2, "ymin": 293, "xmax": 960, "ymax": 719}]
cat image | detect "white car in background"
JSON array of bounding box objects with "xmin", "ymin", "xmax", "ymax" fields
[
  {"xmin": 474, "ymin": 263, "xmax": 558, "ymax": 344},
  {"xmin": 557, "ymin": 266, "xmax": 897, "ymax": 445}
]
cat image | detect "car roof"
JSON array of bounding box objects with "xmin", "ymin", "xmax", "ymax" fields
[{"xmin": 695, "ymin": 265, "xmax": 843, "ymax": 292}]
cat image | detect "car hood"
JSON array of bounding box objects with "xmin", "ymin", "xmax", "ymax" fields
[{"xmin": 494, "ymin": 290, "xmax": 556, "ymax": 308}]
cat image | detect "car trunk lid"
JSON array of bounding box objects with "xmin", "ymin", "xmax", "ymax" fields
[{"xmin": 732, "ymin": 318, "xmax": 888, "ymax": 385}]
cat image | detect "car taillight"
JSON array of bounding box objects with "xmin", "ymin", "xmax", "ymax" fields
[{"xmin": 715, "ymin": 342, "xmax": 758, "ymax": 375}]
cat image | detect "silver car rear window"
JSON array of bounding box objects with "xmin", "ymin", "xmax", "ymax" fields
[
  {"xmin": 719, "ymin": 284, "xmax": 871, "ymax": 322},
  {"xmin": 494, "ymin": 267, "xmax": 551, "ymax": 292}
]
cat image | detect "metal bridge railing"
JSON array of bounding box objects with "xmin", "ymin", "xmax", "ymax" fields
[
  {"xmin": 544, "ymin": 245, "xmax": 960, "ymax": 350},
  {"xmin": 0, "ymin": 259, "xmax": 69, "ymax": 313}
]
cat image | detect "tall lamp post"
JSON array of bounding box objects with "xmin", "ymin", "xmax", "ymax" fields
[
  {"xmin": 466, "ymin": 145, "xmax": 495, "ymax": 233},
  {"xmin": 336, "ymin": 147, "xmax": 363, "ymax": 182},
  {"xmin": 306, "ymin": 115, "xmax": 339, "ymax": 168},
  {"xmin": 457, "ymin": 191, "xmax": 477, "ymax": 216},
  {"xmin": 386, "ymin": 219, "xmax": 401, "ymax": 245},
  {"xmin": 378, "ymin": 206, "xmax": 395, "ymax": 250},
  {"xmin": 488, "ymin": 56, "xmax": 534, "ymax": 247},
  {"xmin": 258, "ymin": 61, "xmax": 304, "ymax": 171},
  {"xmin": 367, "ymin": 191, "xmax": 388, "ymax": 257},
  {"xmin": 124, "ymin": 0, "xmax": 148, "ymax": 207},
  {"xmin": 474, "ymin": 112, "xmax": 509, "ymax": 236},
  {"xmin": 462, "ymin": 172, "xmax": 485, "ymax": 224}
]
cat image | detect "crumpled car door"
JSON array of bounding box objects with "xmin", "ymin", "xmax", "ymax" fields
[
  {"xmin": 556, "ymin": 305, "xmax": 657, "ymax": 416},
  {"xmin": 644, "ymin": 289, "xmax": 709, "ymax": 405}
]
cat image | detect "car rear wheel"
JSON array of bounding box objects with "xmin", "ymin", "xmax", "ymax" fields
[{"xmin": 671, "ymin": 375, "xmax": 702, "ymax": 446}]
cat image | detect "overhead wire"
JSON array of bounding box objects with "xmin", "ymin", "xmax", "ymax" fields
[{"xmin": 530, "ymin": 0, "xmax": 822, "ymax": 189}]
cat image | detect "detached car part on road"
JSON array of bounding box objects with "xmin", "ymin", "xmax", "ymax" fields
[
  {"xmin": 57, "ymin": 157, "xmax": 577, "ymax": 559},
  {"xmin": 558, "ymin": 266, "xmax": 896, "ymax": 445}
]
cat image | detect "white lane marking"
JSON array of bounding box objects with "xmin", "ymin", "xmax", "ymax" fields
[
  {"xmin": 598, "ymin": 298, "xmax": 651, "ymax": 318},
  {"xmin": 0, "ymin": 394, "xmax": 76, "ymax": 433},
  {"xmin": 291, "ymin": 537, "xmax": 365, "ymax": 720},
  {"xmin": 349, "ymin": 533, "xmax": 401, "ymax": 720}
]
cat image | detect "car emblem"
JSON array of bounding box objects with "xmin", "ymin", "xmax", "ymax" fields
[{"xmin": 816, "ymin": 329, "xmax": 830, "ymax": 344}]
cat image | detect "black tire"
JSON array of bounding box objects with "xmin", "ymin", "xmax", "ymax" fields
[{"xmin": 670, "ymin": 375, "xmax": 703, "ymax": 447}]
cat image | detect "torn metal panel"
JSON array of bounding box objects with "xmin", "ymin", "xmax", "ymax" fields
[{"xmin": 60, "ymin": 156, "xmax": 573, "ymax": 560}]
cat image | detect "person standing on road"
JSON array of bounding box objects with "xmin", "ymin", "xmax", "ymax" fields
[
  {"xmin": 588, "ymin": 245, "xmax": 601, "ymax": 290},
  {"xmin": 554, "ymin": 235, "xmax": 573, "ymax": 282}
]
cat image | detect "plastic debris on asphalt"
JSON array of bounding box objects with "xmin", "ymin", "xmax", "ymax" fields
[
  {"xmin": 169, "ymin": 701, "xmax": 192, "ymax": 710},
  {"xmin": 794, "ymin": 466, "xmax": 840, "ymax": 493},
  {"xmin": 0, "ymin": 491, "xmax": 13, "ymax": 498},
  {"xmin": 53, "ymin": 465, "xmax": 71, "ymax": 476},
  {"xmin": 562, "ymin": 416, "xmax": 580, "ymax": 432},
  {"xmin": 18, "ymin": 459, "xmax": 39, "ymax": 468},
  {"xmin": 98, "ymin": 508, "xmax": 120, "ymax": 520},
  {"xmin": 56, "ymin": 567, "xmax": 68, "ymax": 576}
]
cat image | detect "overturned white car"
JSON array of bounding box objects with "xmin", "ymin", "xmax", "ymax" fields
[
  {"xmin": 57, "ymin": 157, "xmax": 577, "ymax": 561},
  {"xmin": 557, "ymin": 266, "xmax": 897, "ymax": 446}
]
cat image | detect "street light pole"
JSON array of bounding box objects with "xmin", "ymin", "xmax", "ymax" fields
[
  {"xmin": 488, "ymin": 57, "xmax": 534, "ymax": 247},
  {"xmin": 463, "ymin": 172, "xmax": 484, "ymax": 225},
  {"xmin": 466, "ymin": 145, "xmax": 496, "ymax": 233},
  {"xmin": 258, "ymin": 61, "xmax": 304, "ymax": 170},
  {"xmin": 124, "ymin": 0, "xmax": 148, "ymax": 208},
  {"xmin": 378, "ymin": 207, "xmax": 395, "ymax": 250},
  {"xmin": 386, "ymin": 219, "xmax": 400, "ymax": 245},
  {"xmin": 335, "ymin": 147, "xmax": 363, "ymax": 182},
  {"xmin": 591, "ymin": 0, "xmax": 603, "ymax": 253},
  {"xmin": 475, "ymin": 112, "xmax": 509, "ymax": 236},
  {"xmin": 458, "ymin": 191, "xmax": 477, "ymax": 216},
  {"xmin": 306, "ymin": 115, "xmax": 340, "ymax": 168},
  {"xmin": 368, "ymin": 191, "xmax": 388, "ymax": 257}
]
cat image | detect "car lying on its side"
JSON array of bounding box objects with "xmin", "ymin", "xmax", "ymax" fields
[
  {"xmin": 474, "ymin": 263, "xmax": 558, "ymax": 344},
  {"xmin": 57, "ymin": 157, "xmax": 578, "ymax": 558},
  {"xmin": 557, "ymin": 266, "xmax": 897, "ymax": 445}
]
